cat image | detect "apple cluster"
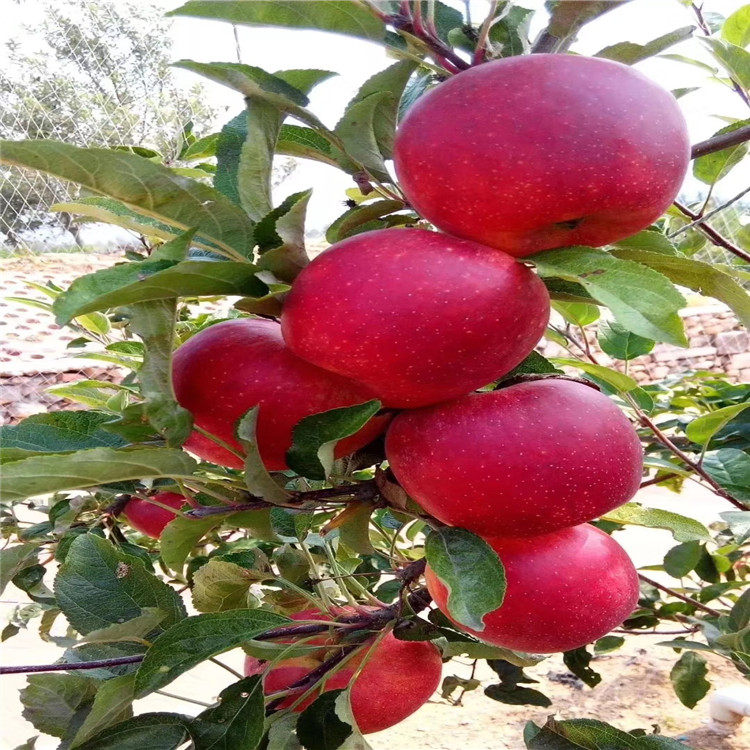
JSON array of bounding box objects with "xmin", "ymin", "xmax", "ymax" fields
[{"xmin": 124, "ymin": 54, "xmax": 689, "ymax": 731}]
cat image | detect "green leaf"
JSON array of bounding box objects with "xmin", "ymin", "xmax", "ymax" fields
[
  {"xmin": 0, "ymin": 447, "xmax": 197, "ymax": 503},
  {"xmin": 525, "ymin": 716, "xmax": 687, "ymax": 749},
  {"xmin": 168, "ymin": 1, "xmax": 386, "ymax": 42},
  {"xmin": 595, "ymin": 26, "xmax": 694, "ymax": 64},
  {"xmin": 720, "ymin": 510, "xmax": 750, "ymax": 544},
  {"xmin": 729, "ymin": 589, "xmax": 750, "ymax": 632},
  {"xmin": 128, "ymin": 299, "xmax": 193, "ymax": 447},
  {"xmin": 703, "ymin": 449, "xmax": 750, "ymax": 503},
  {"xmin": 425, "ymin": 528, "xmax": 506, "ymax": 632},
  {"xmin": 598, "ymin": 320, "xmax": 655, "ymax": 361},
  {"xmin": 540, "ymin": 1, "xmax": 630, "ymax": 52},
  {"xmin": 236, "ymin": 407, "xmax": 294, "ymax": 503},
  {"xmin": 723, "ymin": 5, "xmax": 750, "ymax": 47},
  {"xmin": 600, "ymin": 503, "xmax": 711, "ymax": 542},
  {"xmin": 594, "ymin": 635, "xmax": 625, "ymax": 654},
  {"xmin": 484, "ymin": 684, "xmax": 552, "ymax": 707},
  {"xmin": 563, "ymin": 647, "xmax": 601, "ymax": 688},
  {"xmin": 296, "ymin": 690, "xmax": 352, "ymax": 750},
  {"xmin": 69, "ymin": 674, "xmax": 136, "ymax": 748},
  {"xmin": 0, "ymin": 141, "xmax": 255, "ymax": 261},
  {"xmin": 326, "ymin": 199, "xmax": 405, "ymax": 244},
  {"xmin": 135, "ymin": 609, "xmax": 289, "ymax": 696},
  {"xmin": 267, "ymin": 714, "xmax": 302, "ymax": 750},
  {"xmin": 686, "ymin": 403, "xmax": 750, "ymax": 446},
  {"xmin": 670, "ymin": 652, "xmax": 710, "ymax": 708},
  {"xmin": 277, "ymin": 124, "xmax": 338, "ymax": 166},
  {"xmin": 693, "ymin": 120, "xmax": 750, "ymax": 184},
  {"xmin": 20, "ymin": 674, "xmax": 97, "ymax": 740},
  {"xmin": 549, "ymin": 359, "xmax": 639, "ymax": 393},
  {"xmin": 338, "ymin": 501, "xmax": 375, "ymax": 556},
  {"xmin": 499, "ymin": 352, "xmax": 562, "ymax": 382},
  {"xmin": 663, "ymin": 541, "xmax": 702, "ymax": 578},
  {"xmin": 530, "ymin": 247, "xmax": 686, "ymax": 346},
  {"xmin": 190, "ymin": 676, "xmax": 265, "ymax": 750},
  {"xmin": 609, "ymin": 247, "xmax": 750, "ymax": 329},
  {"xmin": 435, "ymin": 638, "xmax": 544, "ymax": 666},
  {"xmin": 0, "ymin": 544, "xmax": 40, "ymax": 596},
  {"xmin": 552, "ymin": 301, "xmax": 600, "ymax": 326},
  {"xmin": 0, "ymin": 413, "xmax": 127, "ymax": 463},
  {"xmin": 75, "ymin": 713, "xmax": 193, "ymax": 750},
  {"xmin": 160, "ymin": 516, "xmax": 223, "ymax": 574},
  {"xmin": 610, "ymin": 230, "xmax": 678, "ymax": 255},
  {"xmin": 702, "ymin": 38, "xmax": 750, "ymax": 90},
  {"xmin": 191, "ymin": 559, "xmax": 263, "ymax": 612},
  {"xmin": 54, "ymin": 534, "xmax": 186, "ymax": 636},
  {"xmin": 286, "ymin": 400, "xmax": 382, "ymax": 480},
  {"xmin": 488, "ymin": 5, "xmax": 534, "ymax": 56}
]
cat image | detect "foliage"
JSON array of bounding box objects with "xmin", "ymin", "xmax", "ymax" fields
[{"xmin": 0, "ymin": 1, "xmax": 749, "ymax": 749}]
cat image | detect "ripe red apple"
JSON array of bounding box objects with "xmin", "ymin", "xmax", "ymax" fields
[
  {"xmin": 122, "ymin": 492, "xmax": 186, "ymax": 538},
  {"xmin": 393, "ymin": 54, "xmax": 690, "ymax": 257},
  {"xmin": 172, "ymin": 318, "xmax": 388, "ymax": 470},
  {"xmin": 386, "ymin": 379, "xmax": 643, "ymax": 537},
  {"xmin": 426, "ymin": 524, "xmax": 639, "ymax": 653},
  {"xmin": 280, "ymin": 228, "xmax": 550, "ymax": 408},
  {"xmin": 244, "ymin": 609, "xmax": 442, "ymax": 734}
]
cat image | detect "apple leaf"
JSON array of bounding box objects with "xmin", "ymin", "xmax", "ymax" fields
[
  {"xmin": 159, "ymin": 516, "xmax": 224, "ymax": 574},
  {"xmin": 686, "ymin": 403, "xmax": 750, "ymax": 446},
  {"xmin": 266, "ymin": 713, "xmax": 301, "ymax": 750},
  {"xmin": 529, "ymin": 246, "xmax": 687, "ymax": 346},
  {"xmin": 0, "ymin": 413, "xmax": 127, "ymax": 464},
  {"xmin": 69, "ymin": 674, "xmax": 136, "ymax": 749},
  {"xmin": 20, "ymin": 674, "xmax": 98, "ymax": 740},
  {"xmin": 0, "ymin": 447, "xmax": 197, "ymax": 504},
  {"xmin": 326, "ymin": 199, "xmax": 406, "ymax": 244},
  {"xmin": 595, "ymin": 26, "xmax": 694, "ymax": 65},
  {"xmin": 563, "ymin": 646, "xmax": 602, "ymax": 688},
  {"xmin": 610, "ymin": 230, "xmax": 678, "ymax": 255},
  {"xmin": 723, "ymin": 5, "xmax": 750, "ymax": 48},
  {"xmin": 702, "ymin": 449, "xmax": 750, "ymax": 503},
  {"xmin": 600, "ymin": 503, "xmax": 711, "ymax": 542},
  {"xmin": 0, "ymin": 544, "xmax": 40, "ymax": 596},
  {"xmin": 54, "ymin": 534, "xmax": 186, "ymax": 636},
  {"xmin": 74, "ymin": 713, "xmax": 193, "ymax": 750},
  {"xmin": 597, "ymin": 320, "xmax": 655, "ymax": 360},
  {"xmin": 702, "ymin": 38, "xmax": 750, "ymax": 91},
  {"xmin": 0, "ymin": 140, "xmax": 255, "ymax": 261},
  {"xmin": 663, "ymin": 541, "xmax": 702, "ymax": 578},
  {"xmin": 608, "ymin": 247, "xmax": 750, "ymax": 329},
  {"xmin": 276, "ymin": 124, "xmax": 338, "ymax": 166},
  {"xmin": 540, "ymin": 1, "xmax": 629, "ymax": 52},
  {"xmin": 549, "ymin": 358, "xmax": 639, "ymax": 393},
  {"xmin": 425, "ymin": 528, "xmax": 506, "ymax": 632},
  {"xmin": 297, "ymin": 690, "xmax": 352, "ymax": 750},
  {"xmin": 189, "ymin": 676, "xmax": 265, "ymax": 750},
  {"xmin": 720, "ymin": 510, "xmax": 750, "ymax": 544},
  {"xmin": 167, "ymin": 1, "xmax": 386, "ymax": 42},
  {"xmin": 286, "ymin": 400, "xmax": 382, "ymax": 480},
  {"xmin": 525, "ymin": 716, "xmax": 687, "ymax": 749},
  {"xmin": 670, "ymin": 652, "xmax": 711, "ymax": 709},
  {"xmin": 191, "ymin": 559, "xmax": 264, "ymax": 612},
  {"xmin": 134, "ymin": 609, "xmax": 289, "ymax": 695},
  {"xmin": 488, "ymin": 5, "xmax": 534, "ymax": 56},
  {"xmin": 693, "ymin": 119, "xmax": 750, "ymax": 185}
]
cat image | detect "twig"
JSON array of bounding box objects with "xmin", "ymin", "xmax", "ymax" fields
[
  {"xmin": 669, "ymin": 186, "xmax": 750, "ymax": 238},
  {"xmin": 473, "ymin": 0, "xmax": 499, "ymax": 65},
  {"xmin": 638, "ymin": 573, "xmax": 721, "ymax": 617},
  {"xmin": 0, "ymin": 655, "xmax": 144, "ymax": 675},
  {"xmin": 640, "ymin": 472, "xmax": 680, "ymax": 489},
  {"xmin": 156, "ymin": 689, "xmax": 213, "ymax": 708},
  {"xmin": 637, "ymin": 411, "xmax": 747, "ymax": 510},
  {"xmin": 672, "ymin": 200, "xmax": 750, "ymax": 265}
]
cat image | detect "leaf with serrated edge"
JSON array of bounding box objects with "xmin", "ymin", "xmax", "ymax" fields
[
  {"xmin": 601, "ymin": 503, "xmax": 711, "ymax": 542},
  {"xmin": 425, "ymin": 528, "xmax": 506, "ymax": 632},
  {"xmin": 69, "ymin": 674, "xmax": 136, "ymax": 748},
  {"xmin": 160, "ymin": 516, "xmax": 224, "ymax": 574},
  {"xmin": 0, "ymin": 447, "xmax": 197, "ymax": 503},
  {"xmin": 671, "ymin": 652, "xmax": 711, "ymax": 708},
  {"xmin": 135, "ymin": 609, "xmax": 289, "ymax": 695},
  {"xmin": 74, "ymin": 713, "xmax": 192, "ymax": 750},
  {"xmin": 686, "ymin": 403, "xmax": 750, "ymax": 446}
]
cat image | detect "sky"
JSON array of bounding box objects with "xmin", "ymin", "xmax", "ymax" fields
[{"xmin": 2, "ymin": 0, "xmax": 748, "ymax": 239}]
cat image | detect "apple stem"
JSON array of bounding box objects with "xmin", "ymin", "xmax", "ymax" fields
[{"xmin": 472, "ymin": 0, "xmax": 499, "ymax": 66}]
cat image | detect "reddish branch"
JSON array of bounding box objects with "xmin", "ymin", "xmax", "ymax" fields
[
  {"xmin": 691, "ymin": 124, "xmax": 750, "ymax": 160},
  {"xmin": 673, "ymin": 200, "xmax": 750, "ymax": 265},
  {"xmin": 638, "ymin": 573, "xmax": 721, "ymax": 617},
  {"xmin": 0, "ymin": 655, "xmax": 144, "ymax": 676}
]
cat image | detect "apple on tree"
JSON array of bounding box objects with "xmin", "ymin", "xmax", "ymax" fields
[
  {"xmin": 281, "ymin": 227, "xmax": 550, "ymax": 408},
  {"xmin": 122, "ymin": 492, "xmax": 187, "ymax": 539},
  {"xmin": 426, "ymin": 524, "xmax": 640, "ymax": 654},
  {"xmin": 394, "ymin": 54, "xmax": 690, "ymax": 256},
  {"xmin": 244, "ymin": 608, "xmax": 443, "ymax": 734},
  {"xmin": 172, "ymin": 318, "xmax": 389, "ymax": 470},
  {"xmin": 386, "ymin": 379, "xmax": 644, "ymax": 537}
]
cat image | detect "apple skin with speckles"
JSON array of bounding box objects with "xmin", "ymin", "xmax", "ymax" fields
[
  {"xmin": 172, "ymin": 319, "xmax": 388, "ymax": 471},
  {"xmin": 280, "ymin": 228, "xmax": 550, "ymax": 409},
  {"xmin": 393, "ymin": 54, "xmax": 690, "ymax": 257},
  {"xmin": 244, "ymin": 609, "xmax": 442, "ymax": 734},
  {"xmin": 385, "ymin": 379, "xmax": 643, "ymax": 537},
  {"xmin": 426, "ymin": 524, "xmax": 640, "ymax": 653},
  {"xmin": 122, "ymin": 492, "xmax": 186, "ymax": 538}
]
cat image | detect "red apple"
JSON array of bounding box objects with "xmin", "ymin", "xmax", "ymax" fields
[
  {"xmin": 426, "ymin": 524, "xmax": 639, "ymax": 653},
  {"xmin": 244, "ymin": 609, "xmax": 442, "ymax": 734},
  {"xmin": 172, "ymin": 318, "xmax": 388, "ymax": 470},
  {"xmin": 280, "ymin": 228, "xmax": 550, "ymax": 408},
  {"xmin": 386, "ymin": 379, "xmax": 643, "ymax": 537},
  {"xmin": 393, "ymin": 54, "xmax": 690, "ymax": 257},
  {"xmin": 122, "ymin": 492, "xmax": 186, "ymax": 538}
]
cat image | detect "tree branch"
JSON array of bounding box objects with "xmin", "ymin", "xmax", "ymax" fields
[
  {"xmin": 673, "ymin": 200, "xmax": 750, "ymax": 265},
  {"xmin": 638, "ymin": 573, "xmax": 721, "ymax": 617},
  {"xmin": 691, "ymin": 123, "xmax": 750, "ymax": 159},
  {"xmin": 0, "ymin": 655, "xmax": 144, "ymax": 676},
  {"xmin": 669, "ymin": 187, "xmax": 750, "ymax": 238}
]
